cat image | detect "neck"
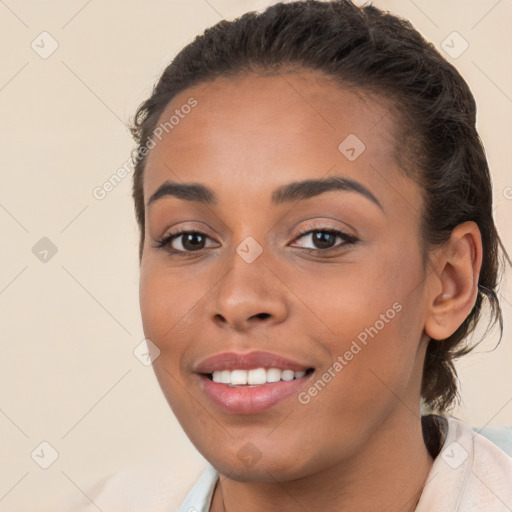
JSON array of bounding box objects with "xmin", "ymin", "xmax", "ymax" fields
[{"xmin": 210, "ymin": 411, "xmax": 434, "ymax": 512}]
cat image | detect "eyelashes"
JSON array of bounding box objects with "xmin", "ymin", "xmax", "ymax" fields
[{"xmin": 152, "ymin": 226, "xmax": 359, "ymax": 256}]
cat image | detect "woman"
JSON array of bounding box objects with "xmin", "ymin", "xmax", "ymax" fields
[{"xmin": 96, "ymin": 1, "xmax": 512, "ymax": 510}]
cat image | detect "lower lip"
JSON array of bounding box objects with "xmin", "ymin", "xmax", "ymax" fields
[{"xmin": 198, "ymin": 373, "xmax": 313, "ymax": 414}]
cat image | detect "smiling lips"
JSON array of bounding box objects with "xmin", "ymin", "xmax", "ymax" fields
[{"xmin": 194, "ymin": 350, "xmax": 315, "ymax": 414}]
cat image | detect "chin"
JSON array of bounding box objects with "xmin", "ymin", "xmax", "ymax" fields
[{"xmin": 205, "ymin": 447, "xmax": 316, "ymax": 482}]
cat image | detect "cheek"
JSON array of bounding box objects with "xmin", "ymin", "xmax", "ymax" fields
[
  {"xmin": 138, "ymin": 262, "xmax": 205, "ymax": 414},
  {"xmin": 138, "ymin": 260, "xmax": 207, "ymax": 359},
  {"xmin": 297, "ymin": 244, "xmax": 426, "ymax": 404},
  {"xmin": 289, "ymin": 243, "xmax": 422, "ymax": 342}
]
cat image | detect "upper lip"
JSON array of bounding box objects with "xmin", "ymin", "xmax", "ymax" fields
[{"xmin": 194, "ymin": 350, "xmax": 313, "ymax": 374}]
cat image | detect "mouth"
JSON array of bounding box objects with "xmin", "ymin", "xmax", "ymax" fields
[
  {"xmin": 197, "ymin": 367, "xmax": 316, "ymax": 414},
  {"xmin": 193, "ymin": 350, "xmax": 316, "ymax": 414}
]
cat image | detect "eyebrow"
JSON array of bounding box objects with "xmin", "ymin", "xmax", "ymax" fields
[{"xmin": 147, "ymin": 175, "xmax": 383, "ymax": 211}]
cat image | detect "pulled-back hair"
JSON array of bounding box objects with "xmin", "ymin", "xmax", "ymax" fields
[{"xmin": 129, "ymin": 0, "xmax": 508, "ymax": 413}]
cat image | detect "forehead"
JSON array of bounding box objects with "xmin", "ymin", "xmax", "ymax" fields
[{"xmin": 143, "ymin": 70, "xmax": 409, "ymax": 209}]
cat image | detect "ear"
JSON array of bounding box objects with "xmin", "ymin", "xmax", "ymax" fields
[{"xmin": 424, "ymin": 221, "xmax": 483, "ymax": 341}]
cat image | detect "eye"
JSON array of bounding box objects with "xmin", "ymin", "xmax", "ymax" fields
[
  {"xmin": 291, "ymin": 227, "xmax": 358, "ymax": 251},
  {"xmin": 153, "ymin": 230, "xmax": 219, "ymax": 253}
]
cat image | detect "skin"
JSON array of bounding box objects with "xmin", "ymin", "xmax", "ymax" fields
[{"xmin": 138, "ymin": 70, "xmax": 482, "ymax": 512}]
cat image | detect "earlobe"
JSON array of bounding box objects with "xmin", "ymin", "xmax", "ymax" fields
[{"xmin": 424, "ymin": 221, "xmax": 483, "ymax": 341}]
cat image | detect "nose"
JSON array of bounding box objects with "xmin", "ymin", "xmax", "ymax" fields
[{"xmin": 210, "ymin": 245, "xmax": 288, "ymax": 332}]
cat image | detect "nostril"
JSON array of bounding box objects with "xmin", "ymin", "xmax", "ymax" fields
[{"xmin": 253, "ymin": 312, "xmax": 271, "ymax": 320}]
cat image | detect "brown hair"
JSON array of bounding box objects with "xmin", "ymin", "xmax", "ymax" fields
[{"xmin": 129, "ymin": 0, "xmax": 509, "ymax": 413}]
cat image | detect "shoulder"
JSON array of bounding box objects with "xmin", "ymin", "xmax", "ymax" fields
[
  {"xmin": 446, "ymin": 415, "xmax": 512, "ymax": 468},
  {"xmin": 463, "ymin": 417, "xmax": 512, "ymax": 504},
  {"xmin": 416, "ymin": 415, "xmax": 512, "ymax": 512}
]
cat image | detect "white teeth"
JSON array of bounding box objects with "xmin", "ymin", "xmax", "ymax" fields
[
  {"xmin": 266, "ymin": 368, "xmax": 281, "ymax": 383},
  {"xmin": 281, "ymin": 370, "xmax": 295, "ymax": 381},
  {"xmin": 230, "ymin": 370, "xmax": 248, "ymax": 385},
  {"xmin": 248, "ymin": 368, "xmax": 267, "ymax": 385},
  {"xmin": 211, "ymin": 367, "xmax": 309, "ymax": 385}
]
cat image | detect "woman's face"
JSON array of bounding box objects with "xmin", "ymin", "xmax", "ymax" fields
[{"xmin": 139, "ymin": 71, "xmax": 432, "ymax": 480}]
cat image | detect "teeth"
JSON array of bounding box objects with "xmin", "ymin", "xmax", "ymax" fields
[
  {"xmin": 281, "ymin": 369, "xmax": 295, "ymax": 381},
  {"xmin": 211, "ymin": 367, "xmax": 308, "ymax": 386},
  {"xmin": 231, "ymin": 369, "xmax": 248, "ymax": 385},
  {"xmin": 266, "ymin": 368, "xmax": 281, "ymax": 383},
  {"xmin": 219, "ymin": 370, "xmax": 231, "ymax": 384},
  {"xmin": 248, "ymin": 368, "xmax": 267, "ymax": 385}
]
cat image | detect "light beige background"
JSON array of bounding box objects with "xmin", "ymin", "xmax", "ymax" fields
[{"xmin": 0, "ymin": 0, "xmax": 511, "ymax": 510}]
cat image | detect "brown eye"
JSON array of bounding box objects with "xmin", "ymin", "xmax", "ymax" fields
[
  {"xmin": 309, "ymin": 231, "xmax": 338, "ymax": 250},
  {"xmin": 154, "ymin": 231, "xmax": 218, "ymax": 253},
  {"xmin": 292, "ymin": 228, "xmax": 358, "ymax": 251},
  {"xmin": 175, "ymin": 232, "xmax": 207, "ymax": 251}
]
